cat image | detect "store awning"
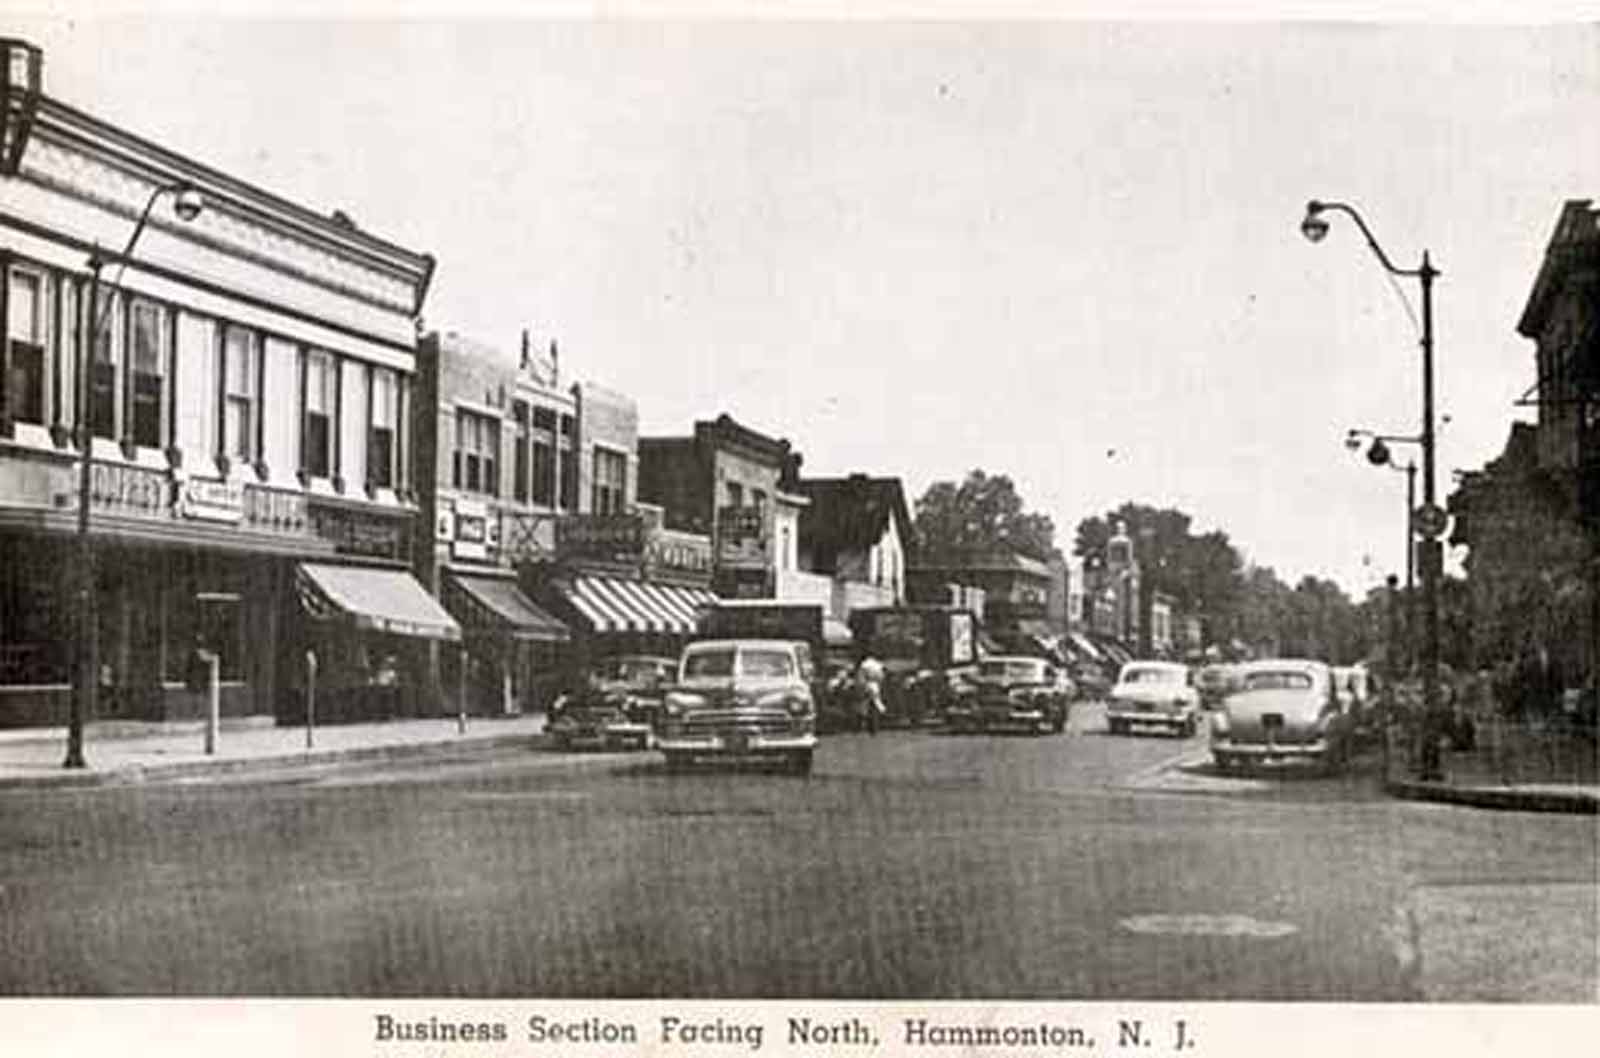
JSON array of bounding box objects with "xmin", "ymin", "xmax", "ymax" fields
[
  {"xmin": 447, "ymin": 573, "xmax": 569, "ymax": 642},
  {"xmin": 1068, "ymin": 632, "xmax": 1105, "ymax": 662},
  {"xmin": 296, "ymin": 563, "xmax": 461, "ymax": 641},
  {"xmin": 561, "ymin": 575, "xmax": 719, "ymax": 636}
]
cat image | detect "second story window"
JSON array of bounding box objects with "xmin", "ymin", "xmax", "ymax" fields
[
  {"xmin": 726, "ymin": 481, "xmax": 743, "ymax": 508},
  {"xmin": 592, "ymin": 446, "xmax": 627, "ymax": 515},
  {"xmin": 301, "ymin": 349, "xmax": 335, "ymax": 479},
  {"xmin": 90, "ymin": 289, "xmax": 118, "ymax": 439},
  {"xmin": 453, "ymin": 410, "xmax": 499, "ymax": 497},
  {"xmin": 221, "ymin": 324, "xmax": 258, "ymax": 463},
  {"xmin": 530, "ymin": 406, "xmax": 556, "ymax": 507},
  {"xmin": 368, "ymin": 367, "xmax": 397, "ymax": 490},
  {"xmin": 128, "ymin": 299, "xmax": 167, "ymax": 448},
  {"xmin": 511, "ymin": 400, "xmax": 529, "ymax": 503},
  {"xmin": 558, "ymin": 412, "xmax": 577, "ymax": 511},
  {"xmin": 5, "ymin": 268, "xmax": 45, "ymax": 426}
]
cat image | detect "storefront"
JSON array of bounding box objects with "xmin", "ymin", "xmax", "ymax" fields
[{"xmin": 440, "ymin": 568, "xmax": 569, "ymax": 715}]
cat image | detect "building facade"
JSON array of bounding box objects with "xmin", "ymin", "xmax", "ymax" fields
[
  {"xmin": 0, "ymin": 39, "xmax": 449, "ymax": 727},
  {"xmin": 789, "ymin": 473, "xmax": 911, "ymax": 620},
  {"xmin": 637, "ymin": 413, "xmax": 803, "ymax": 600}
]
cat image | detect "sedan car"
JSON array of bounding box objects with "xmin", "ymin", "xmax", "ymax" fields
[
  {"xmin": 944, "ymin": 656, "xmax": 1072, "ymax": 735},
  {"xmin": 655, "ymin": 639, "xmax": 818, "ymax": 774},
  {"xmin": 545, "ymin": 655, "xmax": 677, "ymax": 751},
  {"xmin": 1105, "ymin": 661, "xmax": 1201, "ymax": 736},
  {"xmin": 1209, "ymin": 659, "xmax": 1354, "ymax": 773}
]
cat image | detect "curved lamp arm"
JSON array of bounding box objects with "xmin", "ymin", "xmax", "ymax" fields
[{"xmin": 1303, "ymin": 200, "xmax": 1431, "ymax": 279}]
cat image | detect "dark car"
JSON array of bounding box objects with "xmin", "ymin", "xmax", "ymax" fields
[
  {"xmin": 546, "ymin": 655, "xmax": 677, "ymax": 751},
  {"xmin": 945, "ymin": 656, "xmax": 1073, "ymax": 735}
]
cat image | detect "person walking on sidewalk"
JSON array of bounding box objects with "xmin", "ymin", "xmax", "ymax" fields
[{"xmin": 856, "ymin": 654, "xmax": 886, "ymax": 735}]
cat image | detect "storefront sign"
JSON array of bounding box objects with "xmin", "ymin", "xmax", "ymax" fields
[
  {"xmin": 450, "ymin": 499, "xmax": 499, "ymax": 562},
  {"xmin": 310, "ymin": 503, "xmax": 408, "ymax": 561},
  {"xmin": 178, "ymin": 477, "xmax": 244, "ymax": 523},
  {"xmin": 557, "ymin": 513, "xmax": 645, "ymax": 564},
  {"xmin": 645, "ymin": 528, "xmax": 713, "ymax": 579},
  {"xmin": 88, "ymin": 462, "xmax": 168, "ymax": 517},
  {"xmin": 716, "ymin": 505, "xmax": 766, "ymax": 567}
]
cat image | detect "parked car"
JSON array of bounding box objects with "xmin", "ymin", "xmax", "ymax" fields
[
  {"xmin": 545, "ymin": 654, "xmax": 678, "ymax": 750},
  {"xmin": 1195, "ymin": 663, "xmax": 1241, "ymax": 711},
  {"xmin": 1210, "ymin": 659, "xmax": 1355, "ymax": 773},
  {"xmin": 944, "ymin": 656, "xmax": 1073, "ymax": 735},
  {"xmin": 1105, "ymin": 661, "xmax": 1201, "ymax": 736},
  {"xmin": 655, "ymin": 639, "xmax": 818, "ymax": 774}
]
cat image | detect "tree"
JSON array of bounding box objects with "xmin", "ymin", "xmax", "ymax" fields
[
  {"xmin": 914, "ymin": 470, "xmax": 1056, "ymax": 563},
  {"xmin": 1073, "ymin": 503, "xmax": 1245, "ymax": 638}
]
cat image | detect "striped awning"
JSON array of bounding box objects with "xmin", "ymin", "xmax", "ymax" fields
[
  {"xmin": 296, "ymin": 563, "xmax": 461, "ymax": 642},
  {"xmin": 561, "ymin": 576, "xmax": 719, "ymax": 636},
  {"xmin": 1068, "ymin": 632, "xmax": 1105, "ymax": 662}
]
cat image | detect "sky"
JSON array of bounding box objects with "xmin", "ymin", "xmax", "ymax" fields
[{"xmin": 7, "ymin": 9, "xmax": 1597, "ymax": 597}]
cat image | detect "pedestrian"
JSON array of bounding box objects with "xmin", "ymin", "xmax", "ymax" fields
[{"xmin": 856, "ymin": 654, "xmax": 885, "ymax": 735}]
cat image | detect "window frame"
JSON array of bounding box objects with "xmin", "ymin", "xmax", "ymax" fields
[{"xmin": 5, "ymin": 265, "xmax": 48, "ymax": 428}]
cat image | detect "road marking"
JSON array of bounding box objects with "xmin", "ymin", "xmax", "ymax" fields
[
  {"xmin": 1121, "ymin": 743, "xmax": 1213, "ymax": 786},
  {"xmin": 1120, "ymin": 914, "xmax": 1298, "ymax": 938}
]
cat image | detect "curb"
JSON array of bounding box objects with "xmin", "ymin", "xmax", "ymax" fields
[
  {"xmin": 1384, "ymin": 778, "xmax": 1599, "ymax": 814},
  {"xmin": 0, "ymin": 731, "xmax": 550, "ymax": 791}
]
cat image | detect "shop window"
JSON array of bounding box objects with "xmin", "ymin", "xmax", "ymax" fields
[
  {"xmin": 531, "ymin": 406, "xmax": 556, "ymax": 506},
  {"xmin": 302, "ymin": 348, "xmax": 335, "ymax": 479},
  {"xmin": 454, "ymin": 409, "xmax": 499, "ymax": 497},
  {"xmin": 5, "ymin": 267, "xmax": 45, "ymax": 425},
  {"xmin": 128, "ymin": 298, "xmax": 167, "ymax": 448},
  {"xmin": 369, "ymin": 366, "xmax": 397, "ymax": 490},
  {"xmin": 558, "ymin": 412, "xmax": 577, "ymax": 510},
  {"xmin": 592, "ymin": 446, "xmax": 627, "ymax": 515},
  {"xmin": 0, "ymin": 549, "xmax": 70, "ymax": 685},
  {"xmin": 221, "ymin": 324, "xmax": 258, "ymax": 462},
  {"xmin": 512, "ymin": 400, "xmax": 530, "ymax": 503},
  {"xmin": 90, "ymin": 289, "xmax": 118, "ymax": 439}
]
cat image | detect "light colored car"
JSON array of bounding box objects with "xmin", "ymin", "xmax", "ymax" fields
[
  {"xmin": 655, "ymin": 639, "xmax": 818, "ymax": 774},
  {"xmin": 1105, "ymin": 661, "xmax": 1201, "ymax": 736},
  {"xmin": 944, "ymin": 656, "xmax": 1073, "ymax": 735},
  {"xmin": 1195, "ymin": 663, "xmax": 1241, "ymax": 711},
  {"xmin": 1210, "ymin": 659, "xmax": 1354, "ymax": 773}
]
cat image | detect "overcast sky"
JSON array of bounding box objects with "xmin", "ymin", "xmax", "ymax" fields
[{"xmin": 10, "ymin": 11, "xmax": 1597, "ymax": 595}]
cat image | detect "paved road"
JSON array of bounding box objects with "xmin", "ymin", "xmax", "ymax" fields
[{"xmin": 0, "ymin": 703, "xmax": 1592, "ymax": 999}]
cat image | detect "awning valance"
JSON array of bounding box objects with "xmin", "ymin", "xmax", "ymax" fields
[
  {"xmin": 446, "ymin": 573, "xmax": 569, "ymax": 642},
  {"xmin": 296, "ymin": 563, "xmax": 461, "ymax": 641},
  {"xmin": 560, "ymin": 576, "xmax": 719, "ymax": 636}
]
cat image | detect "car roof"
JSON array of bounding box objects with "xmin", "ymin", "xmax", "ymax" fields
[
  {"xmin": 611, "ymin": 655, "xmax": 677, "ymax": 664},
  {"xmin": 684, "ymin": 639, "xmax": 802, "ymax": 651},
  {"xmin": 1237, "ymin": 659, "xmax": 1328, "ymax": 674}
]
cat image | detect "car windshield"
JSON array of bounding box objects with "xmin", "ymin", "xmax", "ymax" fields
[
  {"xmin": 978, "ymin": 660, "xmax": 1040, "ymax": 681},
  {"xmin": 739, "ymin": 649, "xmax": 795, "ymax": 679},
  {"xmin": 605, "ymin": 660, "xmax": 666, "ymax": 682},
  {"xmin": 1242, "ymin": 670, "xmax": 1314, "ymax": 691},
  {"xmin": 1122, "ymin": 667, "xmax": 1181, "ymax": 684},
  {"xmin": 682, "ymin": 649, "xmax": 735, "ymax": 679}
]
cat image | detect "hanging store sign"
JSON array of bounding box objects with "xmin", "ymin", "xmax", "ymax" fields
[
  {"xmin": 450, "ymin": 499, "xmax": 498, "ymax": 562},
  {"xmin": 178, "ymin": 477, "xmax": 244, "ymax": 523}
]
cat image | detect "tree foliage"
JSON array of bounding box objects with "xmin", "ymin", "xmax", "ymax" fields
[{"xmin": 913, "ymin": 470, "xmax": 1056, "ymax": 563}]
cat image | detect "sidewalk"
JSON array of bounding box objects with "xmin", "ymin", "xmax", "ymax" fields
[
  {"xmin": 0, "ymin": 712, "xmax": 548, "ymax": 790},
  {"xmin": 1381, "ymin": 716, "xmax": 1599, "ymax": 814}
]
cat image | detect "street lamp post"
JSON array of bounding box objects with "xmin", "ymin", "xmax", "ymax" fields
[
  {"xmin": 65, "ymin": 180, "xmax": 203, "ymax": 769},
  {"xmin": 1305, "ymin": 199, "xmax": 1445, "ymax": 780},
  {"xmin": 1346, "ymin": 429, "xmax": 1418, "ymax": 670}
]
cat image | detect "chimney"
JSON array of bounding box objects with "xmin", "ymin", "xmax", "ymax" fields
[
  {"xmin": 520, "ymin": 328, "xmax": 531, "ymax": 371},
  {"xmin": 549, "ymin": 340, "xmax": 559, "ymax": 385}
]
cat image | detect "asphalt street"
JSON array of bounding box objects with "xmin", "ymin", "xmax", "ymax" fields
[{"xmin": 0, "ymin": 703, "xmax": 1593, "ymax": 1000}]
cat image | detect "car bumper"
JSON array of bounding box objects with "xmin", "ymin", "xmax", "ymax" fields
[
  {"xmin": 1107, "ymin": 708, "xmax": 1191, "ymax": 731},
  {"xmin": 1212, "ymin": 739, "xmax": 1331, "ymax": 763},
  {"xmin": 655, "ymin": 732, "xmax": 818, "ymax": 755},
  {"xmin": 550, "ymin": 722, "xmax": 652, "ymax": 749}
]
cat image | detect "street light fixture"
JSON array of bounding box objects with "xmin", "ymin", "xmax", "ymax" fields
[
  {"xmin": 1303, "ymin": 199, "xmax": 1445, "ymax": 780},
  {"xmin": 1347, "ymin": 428, "xmax": 1420, "ymax": 672},
  {"xmin": 65, "ymin": 179, "xmax": 204, "ymax": 769}
]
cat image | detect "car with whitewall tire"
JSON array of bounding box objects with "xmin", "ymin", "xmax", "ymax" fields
[
  {"xmin": 1105, "ymin": 661, "xmax": 1201, "ymax": 736},
  {"xmin": 655, "ymin": 639, "xmax": 819, "ymax": 774}
]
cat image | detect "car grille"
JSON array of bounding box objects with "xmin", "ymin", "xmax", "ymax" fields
[{"xmin": 682, "ymin": 709, "xmax": 797, "ymax": 737}]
